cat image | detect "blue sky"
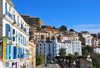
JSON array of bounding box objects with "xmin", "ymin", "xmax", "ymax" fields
[{"xmin": 12, "ymin": 0, "xmax": 100, "ymax": 33}]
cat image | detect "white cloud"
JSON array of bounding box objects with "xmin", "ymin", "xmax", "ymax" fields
[
  {"xmin": 73, "ymin": 24, "xmax": 100, "ymax": 28},
  {"xmin": 73, "ymin": 24, "xmax": 100, "ymax": 33},
  {"xmin": 54, "ymin": 20, "xmax": 59, "ymax": 23}
]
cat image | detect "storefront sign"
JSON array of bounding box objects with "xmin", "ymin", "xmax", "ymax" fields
[
  {"xmin": 3, "ymin": 38, "xmax": 6, "ymax": 60},
  {"xmin": 6, "ymin": 39, "xmax": 12, "ymax": 45}
]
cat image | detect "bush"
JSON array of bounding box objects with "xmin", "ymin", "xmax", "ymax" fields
[{"xmin": 36, "ymin": 55, "xmax": 45, "ymax": 66}]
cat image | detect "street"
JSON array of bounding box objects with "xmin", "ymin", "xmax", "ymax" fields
[{"xmin": 42, "ymin": 63, "xmax": 60, "ymax": 68}]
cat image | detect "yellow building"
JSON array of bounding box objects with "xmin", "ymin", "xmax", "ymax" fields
[{"xmin": 29, "ymin": 42, "xmax": 36, "ymax": 68}]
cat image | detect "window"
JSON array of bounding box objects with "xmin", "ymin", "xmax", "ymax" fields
[
  {"xmin": 40, "ymin": 51, "xmax": 41, "ymax": 53},
  {"xmin": 9, "ymin": 6, "xmax": 11, "ymax": 12},
  {"xmin": 5, "ymin": 2, "xmax": 7, "ymax": 14},
  {"xmin": 40, "ymin": 44, "xmax": 42, "ymax": 46},
  {"xmin": 40, "ymin": 47, "xmax": 41, "ymax": 49},
  {"xmin": 18, "ymin": 16, "xmax": 20, "ymax": 26},
  {"xmin": 36, "ymin": 44, "xmax": 38, "ymax": 47},
  {"xmin": 44, "ymin": 44, "xmax": 45, "ymax": 46}
]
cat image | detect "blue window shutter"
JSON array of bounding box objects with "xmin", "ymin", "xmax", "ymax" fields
[
  {"xmin": 19, "ymin": 47, "xmax": 20, "ymax": 58},
  {"xmin": 6, "ymin": 45, "xmax": 9, "ymax": 60},
  {"xmin": 9, "ymin": 45, "xmax": 11, "ymax": 59},
  {"xmin": 9, "ymin": 6, "xmax": 11, "ymax": 12},
  {"xmin": 11, "ymin": 46, "xmax": 13, "ymax": 59},
  {"xmin": 10, "ymin": 27, "xmax": 12, "ymax": 39},
  {"xmin": 5, "ymin": 3, "xmax": 7, "ymax": 14},
  {"xmin": 14, "ymin": 46, "xmax": 16, "ymax": 59},
  {"xmin": 14, "ymin": 15, "xmax": 16, "ymax": 22},
  {"xmin": 16, "ymin": 47, "xmax": 18, "ymax": 59},
  {"xmin": 23, "ymin": 36, "xmax": 24, "ymax": 45},
  {"xmin": 21, "ymin": 35, "xmax": 22, "ymax": 44}
]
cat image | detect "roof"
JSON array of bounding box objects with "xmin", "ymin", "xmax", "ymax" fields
[
  {"xmin": 93, "ymin": 37, "xmax": 98, "ymax": 39},
  {"xmin": 35, "ymin": 31, "xmax": 47, "ymax": 33},
  {"xmin": 92, "ymin": 46, "xmax": 100, "ymax": 48}
]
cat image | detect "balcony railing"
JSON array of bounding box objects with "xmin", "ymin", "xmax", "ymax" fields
[{"xmin": 7, "ymin": 12, "xmax": 12, "ymax": 19}]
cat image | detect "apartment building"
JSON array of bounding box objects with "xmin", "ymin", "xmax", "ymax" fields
[
  {"xmin": 92, "ymin": 46, "xmax": 100, "ymax": 54},
  {"xmin": 36, "ymin": 36, "xmax": 82, "ymax": 58},
  {"xmin": 34, "ymin": 31, "xmax": 49, "ymax": 42},
  {"xmin": 92, "ymin": 37, "xmax": 100, "ymax": 46},
  {"xmin": 0, "ymin": 0, "xmax": 29, "ymax": 68},
  {"xmin": 29, "ymin": 42, "xmax": 36, "ymax": 68},
  {"xmin": 81, "ymin": 31, "xmax": 93, "ymax": 46}
]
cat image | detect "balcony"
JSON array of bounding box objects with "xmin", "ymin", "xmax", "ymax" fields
[
  {"xmin": 7, "ymin": 12, "xmax": 12, "ymax": 19},
  {"xmin": 23, "ymin": 55, "xmax": 29, "ymax": 58}
]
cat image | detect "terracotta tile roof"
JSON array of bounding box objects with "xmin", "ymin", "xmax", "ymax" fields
[
  {"xmin": 93, "ymin": 37, "xmax": 98, "ymax": 39},
  {"xmin": 35, "ymin": 31, "xmax": 47, "ymax": 33},
  {"xmin": 92, "ymin": 46, "xmax": 100, "ymax": 48}
]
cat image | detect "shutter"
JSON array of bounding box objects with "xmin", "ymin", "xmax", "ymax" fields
[
  {"xmin": 20, "ymin": 48, "xmax": 22, "ymax": 58},
  {"xmin": 5, "ymin": 3, "xmax": 7, "ymax": 14},
  {"xmin": 23, "ymin": 36, "xmax": 24, "ymax": 45},
  {"xmin": 9, "ymin": 45, "xmax": 11, "ymax": 59},
  {"xmin": 19, "ymin": 47, "xmax": 20, "ymax": 58},
  {"xmin": 16, "ymin": 31, "xmax": 17, "ymax": 42},
  {"xmin": 8, "ymin": 25, "xmax": 10, "ymax": 38},
  {"xmin": 14, "ymin": 46, "xmax": 16, "ymax": 59},
  {"xmin": 6, "ymin": 45, "xmax": 9, "ymax": 60},
  {"xmin": 21, "ymin": 35, "xmax": 22, "ymax": 44},
  {"xmin": 10, "ymin": 27, "xmax": 12, "ymax": 40},
  {"xmin": 11, "ymin": 46, "xmax": 13, "ymax": 59},
  {"xmin": 17, "ymin": 47, "xmax": 18, "ymax": 59}
]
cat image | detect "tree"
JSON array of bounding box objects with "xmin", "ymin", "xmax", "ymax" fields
[
  {"xmin": 83, "ymin": 50, "xmax": 89, "ymax": 56},
  {"xmin": 59, "ymin": 25, "xmax": 67, "ymax": 31},
  {"xmin": 69, "ymin": 29, "xmax": 74, "ymax": 31},
  {"xmin": 52, "ymin": 26, "xmax": 56, "ymax": 29},
  {"xmin": 59, "ymin": 48, "xmax": 66, "ymax": 57},
  {"xmin": 37, "ymin": 27, "xmax": 42, "ymax": 31},
  {"xmin": 36, "ymin": 55, "xmax": 45, "ymax": 66},
  {"xmin": 74, "ymin": 52, "xmax": 79, "ymax": 57},
  {"xmin": 74, "ymin": 52, "xmax": 79, "ymax": 59},
  {"xmin": 58, "ymin": 48, "xmax": 66, "ymax": 61}
]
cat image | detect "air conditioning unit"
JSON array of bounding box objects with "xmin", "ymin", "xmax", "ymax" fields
[{"xmin": 4, "ymin": 62, "xmax": 11, "ymax": 67}]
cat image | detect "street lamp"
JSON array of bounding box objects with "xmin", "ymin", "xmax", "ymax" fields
[
  {"xmin": 73, "ymin": 61, "xmax": 76, "ymax": 68},
  {"xmin": 67, "ymin": 59, "xmax": 69, "ymax": 68}
]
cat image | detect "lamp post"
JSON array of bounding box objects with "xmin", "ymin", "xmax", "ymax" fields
[
  {"xmin": 73, "ymin": 61, "xmax": 76, "ymax": 68},
  {"xmin": 67, "ymin": 59, "xmax": 69, "ymax": 68}
]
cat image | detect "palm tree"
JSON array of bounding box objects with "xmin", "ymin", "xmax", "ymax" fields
[
  {"xmin": 74, "ymin": 52, "xmax": 79, "ymax": 59},
  {"xmin": 58, "ymin": 48, "xmax": 66, "ymax": 61}
]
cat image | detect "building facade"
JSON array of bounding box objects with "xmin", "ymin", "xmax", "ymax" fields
[
  {"xmin": 29, "ymin": 42, "xmax": 36, "ymax": 68},
  {"xmin": 81, "ymin": 32, "xmax": 93, "ymax": 46},
  {"xmin": 36, "ymin": 40, "xmax": 82, "ymax": 58},
  {"xmin": 0, "ymin": 0, "xmax": 29, "ymax": 68}
]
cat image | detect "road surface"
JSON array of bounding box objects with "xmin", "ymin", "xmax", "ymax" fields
[{"xmin": 42, "ymin": 63, "xmax": 60, "ymax": 68}]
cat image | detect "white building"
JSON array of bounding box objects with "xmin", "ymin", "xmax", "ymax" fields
[
  {"xmin": 92, "ymin": 46, "xmax": 100, "ymax": 54},
  {"xmin": 82, "ymin": 32, "xmax": 93, "ymax": 46},
  {"xmin": 0, "ymin": 0, "xmax": 29, "ymax": 68},
  {"xmin": 36, "ymin": 40, "xmax": 82, "ymax": 58}
]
